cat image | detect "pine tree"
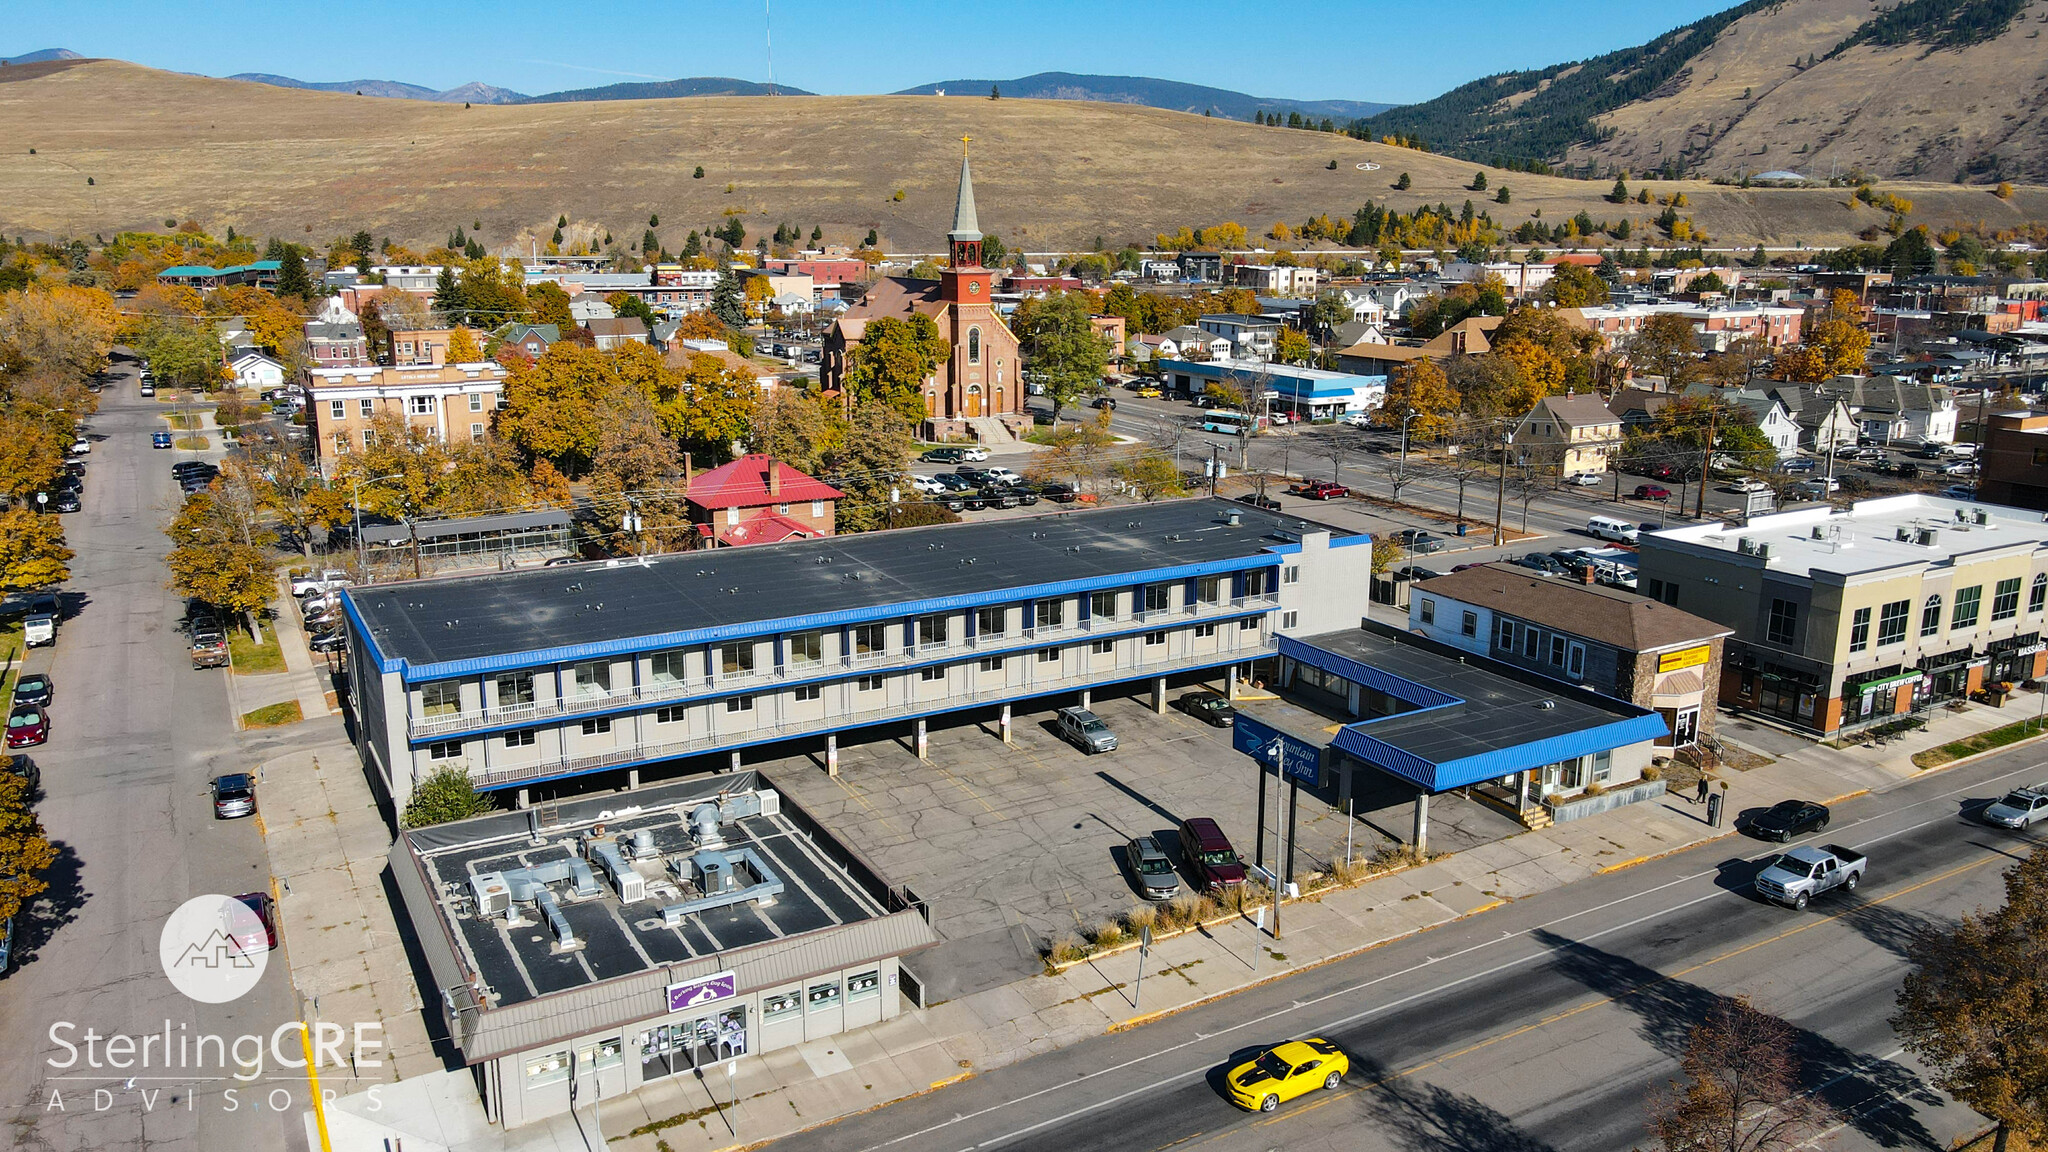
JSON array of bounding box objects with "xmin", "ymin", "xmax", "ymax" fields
[
  {"xmin": 810, "ymin": 226, "xmax": 823, "ymax": 245},
  {"xmin": 693, "ymin": 166, "xmax": 705, "ymax": 179},
  {"xmin": 989, "ymin": 84, "xmax": 1001, "ymax": 100},
  {"xmin": 862, "ymin": 228, "xmax": 879, "ymax": 248},
  {"xmin": 710, "ymin": 269, "xmax": 746, "ymax": 328},
  {"xmin": 1609, "ymin": 176, "xmax": 1629, "ymax": 203},
  {"xmin": 643, "ymin": 228, "xmax": 660, "ymax": 255},
  {"xmin": 557, "ymin": 214, "xmax": 568, "ymax": 228},
  {"xmin": 649, "ymin": 213, "xmax": 659, "ymax": 228},
  {"xmin": 274, "ymin": 248, "xmax": 312, "ymax": 299},
  {"xmin": 681, "ymin": 231, "xmax": 702, "ymax": 259},
  {"xmin": 1469, "ymin": 170, "xmax": 1488, "ymax": 192},
  {"xmin": 1395, "ymin": 172, "xmax": 1411, "ymax": 191}
]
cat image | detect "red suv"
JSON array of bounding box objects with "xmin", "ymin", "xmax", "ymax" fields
[
  {"xmin": 1178, "ymin": 817, "xmax": 1246, "ymax": 891},
  {"xmin": 1633, "ymin": 484, "xmax": 1671, "ymax": 500}
]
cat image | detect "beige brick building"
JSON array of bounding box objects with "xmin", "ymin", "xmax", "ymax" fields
[{"xmin": 305, "ymin": 362, "xmax": 510, "ymax": 472}]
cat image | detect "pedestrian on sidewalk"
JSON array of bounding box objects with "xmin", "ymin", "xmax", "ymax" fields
[{"xmin": 1695, "ymin": 774, "xmax": 1711, "ymax": 804}]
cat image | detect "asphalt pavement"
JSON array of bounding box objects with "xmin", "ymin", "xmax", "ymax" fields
[
  {"xmin": 0, "ymin": 361, "xmax": 306, "ymax": 1150},
  {"xmin": 764, "ymin": 737, "xmax": 2048, "ymax": 1152}
]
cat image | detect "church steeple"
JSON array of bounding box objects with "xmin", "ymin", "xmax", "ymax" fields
[{"xmin": 947, "ymin": 136, "xmax": 983, "ymax": 270}]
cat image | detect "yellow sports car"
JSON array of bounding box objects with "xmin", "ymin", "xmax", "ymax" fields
[{"xmin": 1224, "ymin": 1037, "xmax": 1349, "ymax": 1112}]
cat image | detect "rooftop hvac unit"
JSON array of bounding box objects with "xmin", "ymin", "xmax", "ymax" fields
[
  {"xmin": 1917, "ymin": 528, "xmax": 1940, "ymax": 547},
  {"xmin": 756, "ymin": 789, "xmax": 781, "ymax": 818},
  {"xmin": 631, "ymin": 827, "xmax": 656, "ymax": 859},
  {"xmin": 1737, "ymin": 537, "xmax": 1755, "ymax": 555},
  {"xmin": 1895, "ymin": 527, "xmax": 1913, "ymax": 542},
  {"xmin": 1754, "ymin": 543, "xmax": 1772, "ymax": 558},
  {"xmin": 1975, "ymin": 510, "xmax": 1990, "ymax": 525},
  {"xmin": 471, "ymin": 872, "xmax": 511, "ymax": 917}
]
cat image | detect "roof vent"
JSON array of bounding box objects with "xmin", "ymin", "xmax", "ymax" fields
[
  {"xmin": 1537, "ymin": 700, "xmax": 1557, "ymax": 710},
  {"xmin": 1974, "ymin": 509, "xmax": 1989, "ymax": 525},
  {"xmin": 1227, "ymin": 511, "xmax": 1243, "ymax": 526}
]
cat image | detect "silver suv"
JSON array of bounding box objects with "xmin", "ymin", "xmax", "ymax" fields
[{"xmin": 1056, "ymin": 707, "xmax": 1117, "ymax": 754}]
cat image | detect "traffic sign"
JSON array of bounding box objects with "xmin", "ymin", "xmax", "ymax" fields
[{"xmin": 1232, "ymin": 714, "xmax": 1321, "ymax": 785}]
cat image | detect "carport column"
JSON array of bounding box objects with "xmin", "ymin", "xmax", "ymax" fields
[
  {"xmin": 916, "ymin": 717, "xmax": 929, "ymax": 760},
  {"xmin": 1412, "ymin": 790, "xmax": 1430, "ymax": 857},
  {"xmin": 628, "ymin": 769, "xmax": 639, "ymax": 789},
  {"xmin": 1226, "ymin": 664, "xmax": 1239, "ymax": 702},
  {"xmin": 1153, "ymin": 677, "xmax": 1167, "ymax": 714},
  {"xmin": 1079, "ymin": 688, "xmax": 1091, "ymax": 709},
  {"xmin": 728, "ymin": 750, "xmax": 741, "ymax": 774},
  {"xmin": 516, "ymin": 788, "xmax": 529, "ymax": 810},
  {"xmin": 826, "ymin": 733, "xmax": 839, "ymax": 777},
  {"xmin": 999, "ymin": 704, "xmax": 1012, "ymax": 745}
]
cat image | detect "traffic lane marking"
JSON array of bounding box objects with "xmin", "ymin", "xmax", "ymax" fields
[{"xmin": 847, "ymin": 759, "xmax": 2048, "ymax": 1152}]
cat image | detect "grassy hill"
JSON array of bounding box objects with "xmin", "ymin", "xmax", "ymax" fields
[
  {"xmin": 1362, "ymin": 0, "xmax": 2048, "ymax": 183},
  {"xmin": 0, "ymin": 58, "xmax": 2042, "ymax": 253}
]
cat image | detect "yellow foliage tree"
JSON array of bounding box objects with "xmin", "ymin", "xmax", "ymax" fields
[
  {"xmin": 446, "ymin": 327, "xmax": 484, "ymax": 363},
  {"xmin": 1375, "ymin": 358, "xmax": 1461, "ymax": 439}
]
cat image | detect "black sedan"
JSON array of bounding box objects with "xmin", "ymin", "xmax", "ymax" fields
[
  {"xmin": 1175, "ymin": 691, "xmax": 1237, "ymax": 727},
  {"xmin": 1747, "ymin": 799, "xmax": 1830, "ymax": 842},
  {"xmin": 11, "ymin": 674, "xmax": 51, "ymax": 709},
  {"xmin": 1236, "ymin": 492, "xmax": 1282, "ymax": 511}
]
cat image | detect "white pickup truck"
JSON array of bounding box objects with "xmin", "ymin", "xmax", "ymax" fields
[
  {"xmin": 1753, "ymin": 844, "xmax": 1866, "ymax": 909},
  {"xmin": 290, "ymin": 569, "xmax": 351, "ymax": 597}
]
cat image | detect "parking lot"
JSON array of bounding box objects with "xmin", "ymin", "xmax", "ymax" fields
[{"xmin": 766, "ymin": 673, "xmax": 1522, "ymax": 1003}]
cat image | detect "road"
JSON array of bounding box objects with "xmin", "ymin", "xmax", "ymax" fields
[
  {"xmin": 766, "ymin": 743, "xmax": 2048, "ymax": 1152},
  {"xmin": 0, "ymin": 359, "xmax": 306, "ymax": 1149}
]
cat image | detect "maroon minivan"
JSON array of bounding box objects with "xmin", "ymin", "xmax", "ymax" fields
[{"xmin": 1179, "ymin": 817, "xmax": 1246, "ymax": 891}]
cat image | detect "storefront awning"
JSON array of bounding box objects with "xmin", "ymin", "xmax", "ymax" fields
[{"xmin": 1847, "ymin": 670, "xmax": 1920, "ymax": 694}]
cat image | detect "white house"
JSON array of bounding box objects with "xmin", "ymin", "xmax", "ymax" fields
[
  {"xmin": 1722, "ymin": 388, "xmax": 1803, "ymax": 459},
  {"xmin": 230, "ymin": 351, "xmax": 285, "ymax": 391}
]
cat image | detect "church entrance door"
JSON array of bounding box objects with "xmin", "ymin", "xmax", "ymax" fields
[{"xmin": 966, "ymin": 386, "xmax": 983, "ymax": 417}]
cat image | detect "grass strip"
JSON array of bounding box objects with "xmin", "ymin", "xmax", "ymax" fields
[{"xmin": 1914, "ymin": 715, "xmax": 2048, "ymax": 769}]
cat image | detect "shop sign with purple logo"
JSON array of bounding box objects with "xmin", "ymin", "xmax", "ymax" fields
[{"xmin": 666, "ymin": 970, "xmax": 736, "ymax": 1012}]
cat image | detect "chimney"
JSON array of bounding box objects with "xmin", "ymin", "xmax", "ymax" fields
[{"xmin": 766, "ymin": 457, "xmax": 782, "ymax": 499}]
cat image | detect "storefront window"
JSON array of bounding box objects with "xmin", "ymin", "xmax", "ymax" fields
[
  {"xmin": 763, "ymin": 990, "xmax": 802, "ymax": 1022},
  {"xmin": 848, "ymin": 970, "xmax": 882, "ymax": 1001},
  {"xmin": 578, "ymin": 1037, "xmax": 623, "ymax": 1072},
  {"xmin": 640, "ymin": 1007, "xmax": 747, "ymax": 1079},
  {"xmin": 1954, "ymin": 585, "xmax": 1983, "ymax": 630},
  {"xmin": 808, "ymin": 981, "xmax": 842, "ymax": 1011},
  {"xmin": 525, "ymin": 1050, "xmax": 571, "ymax": 1088}
]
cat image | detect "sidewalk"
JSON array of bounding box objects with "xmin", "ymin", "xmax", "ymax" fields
[
  {"xmin": 308, "ymin": 696, "xmax": 2041, "ymax": 1152},
  {"xmin": 222, "ymin": 578, "xmax": 343, "ymax": 726}
]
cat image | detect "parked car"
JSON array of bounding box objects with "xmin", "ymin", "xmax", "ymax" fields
[
  {"xmin": 959, "ymin": 446, "xmax": 990, "ymax": 462},
  {"xmin": 1175, "ymin": 691, "xmax": 1237, "ymax": 727},
  {"xmin": 1633, "ymin": 484, "xmax": 1671, "ymax": 500},
  {"xmin": 1752, "ymin": 844, "xmax": 1865, "ymax": 909},
  {"xmin": 1728, "ymin": 478, "xmax": 1770, "ymax": 493},
  {"xmin": 151, "ymin": 431, "xmax": 173, "ymax": 449},
  {"xmin": 1586, "ymin": 515, "xmax": 1640, "ymax": 544},
  {"xmin": 1563, "ymin": 472, "xmax": 1603, "ymax": 487},
  {"xmin": 308, "ymin": 631, "xmax": 348, "ymax": 654},
  {"xmin": 11, "ymin": 674, "xmax": 51, "ymax": 709},
  {"xmin": 289, "ymin": 569, "xmax": 351, "ymax": 597},
  {"xmin": 138, "ymin": 382, "xmax": 155, "ymax": 397},
  {"xmin": 1017, "ymin": 480, "xmax": 1077, "ymax": 503},
  {"xmin": 48, "ymin": 492, "xmax": 80, "ymax": 514},
  {"xmin": 910, "ymin": 475, "xmax": 945, "ymax": 496},
  {"xmin": 7, "ymin": 753, "xmax": 41, "ymax": 798},
  {"xmin": 22, "ymin": 614, "xmax": 56, "ymax": 648},
  {"xmin": 1778, "ymin": 458, "xmax": 1818, "ymax": 474},
  {"xmin": 1747, "ymin": 799, "xmax": 1830, "ymax": 842},
  {"xmin": 67, "ymin": 438, "xmax": 89, "ymax": 456},
  {"xmin": 211, "ymin": 773, "xmax": 256, "ymax": 819},
  {"xmin": 1340, "ymin": 412, "xmax": 1374, "ymax": 428},
  {"xmin": 5, "ymin": 706, "xmax": 47, "ymax": 748},
  {"xmin": 981, "ymin": 466, "xmax": 1023, "ymax": 485},
  {"xmin": 227, "ymin": 891, "xmax": 279, "ymax": 952},
  {"xmin": 1178, "ymin": 817, "xmax": 1245, "ymax": 891},
  {"xmin": 920, "ymin": 447, "xmax": 968, "ymax": 464},
  {"xmin": 1236, "ymin": 492, "xmax": 1282, "ymax": 511},
  {"xmin": 1981, "ymin": 788, "xmax": 2048, "ymax": 829},
  {"xmin": 190, "ymin": 629, "xmax": 230, "ymax": 669},
  {"xmin": 1939, "ymin": 460, "xmax": 1977, "ymax": 476},
  {"xmin": 1512, "ymin": 552, "xmax": 1570, "ymax": 577},
  {"xmin": 1091, "ymin": 396, "xmax": 1118, "ymax": 410},
  {"xmin": 1125, "ymin": 835, "xmax": 1181, "ymax": 901},
  {"xmin": 1292, "ymin": 480, "xmax": 1348, "ymax": 500},
  {"xmin": 1940, "ymin": 484, "xmax": 1978, "ymax": 500},
  {"xmin": 1895, "ymin": 463, "xmax": 1921, "ymax": 480},
  {"xmin": 1226, "ymin": 1038, "xmax": 1349, "ymax": 1113},
  {"xmin": 1055, "ymin": 706, "xmax": 1117, "ymax": 753},
  {"xmin": 1394, "ymin": 529, "xmax": 1445, "ymax": 554},
  {"xmin": 1133, "ymin": 386, "xmax": 1163, "ymax": 399}
]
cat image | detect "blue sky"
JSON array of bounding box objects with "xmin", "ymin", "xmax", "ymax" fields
[{"xmin": 6, "ymin": 0, "xmax": 1742, "ymax": 103}]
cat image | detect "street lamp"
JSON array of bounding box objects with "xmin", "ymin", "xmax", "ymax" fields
[
  {"xmin": 1398, "ymin": 408, "xmax": 1419, "ymax": 483},
  {"xmin": 351, "ymin": 472, "xmax": 402, "ymax": 575}
]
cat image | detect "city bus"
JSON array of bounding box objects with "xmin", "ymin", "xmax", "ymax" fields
[{"xmin": 1200, "ymin": 410, "xmax": 1259, "ymax": 435}]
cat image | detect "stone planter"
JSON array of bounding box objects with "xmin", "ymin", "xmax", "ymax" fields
[{"xmin": 1543, "ymin": 777, "xmax": 1668, "ymax": 823}]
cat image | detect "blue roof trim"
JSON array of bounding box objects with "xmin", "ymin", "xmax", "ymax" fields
[
  {"xmin": 468, "ymin": 656, "xmax": 1255, "ymax": 791},
  {"xmin": 1278, "ymin": 634, "xmax": 1460, "ymax": 709},
  {"xmin": 1330, "ymin": 535, "xmax": 1375, "ymax": 549},
  {"xmin": 405, "ymin": 611, "xmax": 1272, "ymax": 745},
  {"xmin": 1331, "ymin": 726, "xmax": 1440, "ymax": 789},
  {"xmin": 388, "ymin": 554, "xmax": 1292, "ymax": 683},
  {"xmin": 1427, "ymin": 713, "xmax": 1669, "ymax": 789},
  {"xmin": 342, "ymin": 591, "xmax": 392, "ymax": 673}
]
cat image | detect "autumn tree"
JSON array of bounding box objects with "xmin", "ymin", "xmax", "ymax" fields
[
  {"xmin": 165, "ymin": 490, "xmax": 276, "ymax": 629},
  {"xmin": 0, "ymin": 770, "xmax": 55, "ymax": 924},
  {"xmin": 1376, "ymin": 358, "xmax": 1460, "ymax": 439},
  {"xmin": 1028, "ymin": 411, "xmax": 1118, "ymax": 492},
  {"xmin": 1017, "ymin": 291, "xmax": 1109, "ymax": 428},
  {"xmin": 1626, "ymin": 312, "xmax": 1704, "ymax": 386},
  {"xmin": 1543, "ymin": 262, "xmax": 1610, "ymax": 308},
  {"xmin": 752, "ymin": 388, "xmax": 847, "ymax": 475},
  {"xmin": 436, "ymin": 440, "xmax": 534, "ymax": 516},
  {"xmin": 245, "ymin": 439, "xmax": 347, "ymax": 554},
  {"xmin": 845, "ymin": 314, "xmax": 949, "ymax": 423},
  {"xmin": 1772, "ymin": 319, "xmax": 1871, "ymax": 384},
  {"xmin": 528, "ymin": 282, "xmax": 575, "ymax": 331},
  {"xmin": 1113, "ymin": 455, "xmax": 1185, "ymax": 501},
  {"xmin": 0, "ymin": 285, "xmax": 119, "ymax": 379},
  {"xmin": 827, "ymin": 402, "xmax": 916, "ymax": 533},
  {"xmin": 0, "ymin": 412, "xmax": 67, "ymax": 503},
  {"xmin": 1895, "ymin": 846, "xmax": 2048, "ymax": 1152},
  {"xmin": 664, "ymin": 351, "xmax": 760, "ymax": 460},
  {"xmin": 527, "ymin": 459, "xmax": 575, "ymax": 508},
  {"xmin": 589, "ymin": 387, "xmax": 692, "ymax": 552},
  {"xmin": 1648, "ymin": 995, "xmax": 1833, "ymax": 1152},
  {"xmin": 446, "ymin": 327, "xmax": 484, "ymax": 363},
  {"xmin": 0, "ymin": 507, "xmax": 72, "ymax": 591},
  {"xmin": 495, "ymin": 343, "xmax": 617, "ymax": 473},
  {"xmin": 1274, "ymin": 327, "xmax": 1313, "ymax": 365}
]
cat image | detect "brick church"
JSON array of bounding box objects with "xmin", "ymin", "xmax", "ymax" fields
[{"xmin": 823, "ymin": 142, "xmax": 1028, "ymax": 442}]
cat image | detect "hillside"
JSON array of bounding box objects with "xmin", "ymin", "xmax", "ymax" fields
[
  {"xmin": 1362, "ymin": 0, "xmax": 2048, "ymax": 182},
  {"xmin": 0, "ymin": 58, "xmax": 2042, "ymax": 252},
  {"xmin": 524, "ymin": 77, "xmax": 813, "ymax": 101},
  {"xmin": 227, "ymin": 72, "xmax": 525, "ymax": 104},
  {"xmin": 891, "ymin": 72, "xmax": 1394, "ymax": 120}
]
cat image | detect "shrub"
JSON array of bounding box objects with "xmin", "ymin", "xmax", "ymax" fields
[
  {"xmin": 1048, "ymin": 935, "xmax": 1087, "ymax": 965},
  {"xmin": 1639, "ymin": 764, "xmax": 1662, "ymax": 781},
  {"xmin": 1091, "ymin": 921, "xmax": 1126, "ymax": 950},
  {"xmin": 1125, "ymin": 904, "xmax": 1157, "ymax": 934},
  {"xmin": 1584, "ymin": 781, "xmax": 1607, "ymax": 797},
  {"xmin": 402, "ymin": 767, "xmax": 496, "ymax": 828}
]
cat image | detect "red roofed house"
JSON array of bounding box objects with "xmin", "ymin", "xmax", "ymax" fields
[{"xmin": 686, "ymin": 454, "xmax": 845, "ymax": 547}]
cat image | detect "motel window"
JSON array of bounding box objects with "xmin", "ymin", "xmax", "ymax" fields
[
  {"xmin": 579, "ymin": 718, "xmax": 612, "ymax": 735},
  {"xmin": 1090, "ymin": 591, "xmax": 1119, "ymax": 618},
  {"xmin": 725, "ymin": 696, "xmax": 753, "ymax": 713},
  {"xmin": 427, "ymin": 740, "xmax": 462, "ymax": 761},
  {"xmin": 1922, "ymin": 595, "xmax": 1944, "ymax": 637},
  {"xmin": 978, "ymin": 656, "xmax": 1004, "ymax": 673},
  {"xmin": 1036, "ymin": 599, "xmax": 1066, "ymax": 629},
  {"xmin": 1283, "ymin": 565, "xmax": 1300, "ymax": 585},
  {"xmin": 1039, "ymin": 647, "xmax": 1061, "ymax": 663},
  {"xmin": 1877, "ymin": 599, "xmax": 1910, "ymax": 647},
  {"xmin": 1145, "ymin": 630, "xmax": 1168, "ymax": 647},
  {"xmin": 1954, "ymin": 585, "xmax": 1983, "ymax": 630},
  {"xmin": 420, "ymin": 680, "xmax": 462, "ymax": 717},
  {"xmin": 793, "ymin": 684, "xmax": 821, "ymax": 702},
  {"xmin": 1194, "ymin": 623, "xmax": 1217, "ymax": 638},
  {"xmin": 787, "ymin": 630, "xmax": 823, "ymax": 667},
  {"xmin": 1240, "ymin": 617, "xmax": 1258, "ymax": 631},
  {"xmin": 503, "ymin": 730, "xmax": 536, "ymax": 747},
  {"xmin": 918, "ymin": 614, "xmax": 950, "ymax": 647},
  {"xmin": 976, "ymin": 607, "xmax": 1007, "ymax": 636},
  {"xmin": 1994, "ymin": 577, "xmax": 2023, "ymax": 622},
  {"xmin": 571, "ymin": 660, "xmax": 611, "ymax": 696},
  {"xmin": 649, "ymin": 650, "xmax": 687, "ymax": 685},
  {"xmin": 1281, "ymin": 612, "xmax": 1298, "ymax": 630},
  {"xmin": 858, "ymin": 675, "xmax": 885, "ymax": 691},
  {"xmin": 853, "ymin": 623, "xmax": 889, "ymax": 657},
  {"xmin": 1091, "ymin": 638, "xmax": 1115, "ymax": 654},
  {"xmin": 495, "ymin": 672, "xmax": 534, "ymax": 708},
  {"xmin": 919, "ymin": 667, "xmax": 944, "ymax": 682},
  {"xmin": 359, "ymin": 398, "xmax": 374, "ymax": 417},
  {"xmin": 1196, "ymin": 576, "xmax": 1224, "ymax": 605},
  {"xmin": 654, "ymin": 707, "xmax": 683, "ymax": 725},
  {"xmin": 720, "ymin": 643, "xmax": 756, "ymax": 677}
]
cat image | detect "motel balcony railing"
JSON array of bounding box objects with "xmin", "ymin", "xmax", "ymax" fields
[
  {"xmin": 457, "ymin": 633, "xmax": 1277, "ymax": 791},
  {"xmin": 405, "ymin": 592, "xmax": 1279, "ymax": 741}
]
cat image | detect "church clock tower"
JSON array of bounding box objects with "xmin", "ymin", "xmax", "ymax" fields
[{"xmin": 940, "ymin": 137, "xmax": 992, "ymax": 304}]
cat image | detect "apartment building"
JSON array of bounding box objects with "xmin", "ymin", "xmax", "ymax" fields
[
  {"xmin": 391, "ymin": 328, "xmax": 457, "ymax": 366},
  {"xmin": 340, "ymin": 500, "xmax": 1372, "ymax": 811},
  {"xmin": 1976, "ymin": 410, "xmax": 2048, "ymax": 511},
  {"xmin": 304, "ymin": 321, "xmax": 371, "ymax": 368},
  {"xmin": 1563, "ymin": 302, "xmax": 1805, "ymax": 350},
  {"xmin": 304, "ymin": 361, "xmax": 510, "ymax": 471},
  {"xmin": 1230, "ymin": 264, "xmax": 1323, "ymax": 297},
  {"xmin": 1637, "ymin": 494, "xmax": 2048, "ymax": 735}
]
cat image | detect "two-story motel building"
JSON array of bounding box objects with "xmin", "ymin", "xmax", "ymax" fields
[{"xmin": 342, "ymin": 499, "xmax": 1371, "ymax": 810}]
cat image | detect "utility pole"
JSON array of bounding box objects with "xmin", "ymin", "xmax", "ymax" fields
[
  {"xmin": 1692, "ymin": 404, "xmax": 1720, "ymax": 521},
  {"xmin": 1493, "ymin": 427, "xmax": 1513, "ymax": 546},
  {"xmin": 1209, "ymin": 443, "xmax": 1222, "ymax": 497}
]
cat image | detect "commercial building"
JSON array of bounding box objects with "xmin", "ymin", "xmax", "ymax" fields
[
  {"xmin": 1230, "ymin": 264, "xmax": 1323, "ymax": 297},
  {"xmin": 1976, "ymin": 410, "xmax": 2048, "ymax": 511},
  {"xmin": 1406, "ymin": 563, "xmax": 1732, "ymax": 748},
  {"xmin": 1275, "ymin": 624, "xmax": 1669, "ymax": 842},
  {"xmin": 304, "ymin": 361, "xmax": 510, "ymax": 471},
  {"xmin": 340, "ymin": 499, "xmax": 1371, "ymax": 812},
  {"xmin": 1196, "ymin": 314, "xmax": 1283, "ymax": 360},
  {"xmin": 1637, "ymin": 494, "xmax": 2048, "ymax": 735},
  {"xmin": 390, "ymin": 773, "xmax": 938, "ymax": 1127},
  {"xmin": 360, "ymin": 510, "xmax": 577, "ymax": 578},
  {"xmin": 156, "ymin": 260, "xmax": 282, "ymax": 290},
  {"xmin": 1156, "ymin": 358, "xmax": 1386, "ymax": 421}
]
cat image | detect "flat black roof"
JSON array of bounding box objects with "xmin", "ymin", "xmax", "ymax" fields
[
  {"xmin": 418, "ymin": 800, "xmax": 886, "ymax": 1008},
  {"xmin": 1293, "ymin": 627, "xmax": 1654, "ymax": 765},
  {"xmin": 350, "ymin": 498, "xmax": 1347, "ymax": 674}
]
